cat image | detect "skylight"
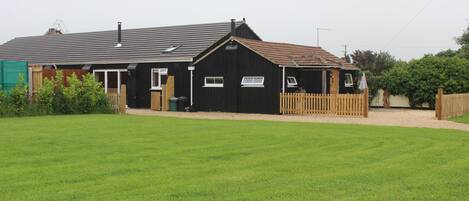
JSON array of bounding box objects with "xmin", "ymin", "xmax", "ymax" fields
[{"xmin": 162, "ymin": 45, "xmax": 181, "ymax": 53}]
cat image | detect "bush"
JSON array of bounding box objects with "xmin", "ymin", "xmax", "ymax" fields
[
  {"xmin": 63, "ymin": 73, "xmax": 81, "ymax": 113},
  {"xmin": 1, "ymin": 71, "xmax": 115, "ymax": 118},
  {"xmin": 37, "ymin": 78, "xmax": 55, "ymax": 114},
  {"xmin": 78, "ymin": 74, "xmax": 113, "ymax": 114},
  {"xmin": 51, "ymin": 71, "xmax": 68, "ymax": 114},
  {"xmin": 381, "ymin": 55, "xmax": 469, "ymax": 108},
  {"xmin": 9, "ymin": 74, "xmax": 29, "ymax": 115}
]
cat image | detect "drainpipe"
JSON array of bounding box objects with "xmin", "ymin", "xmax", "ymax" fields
[
  {"xmin": 281, "ymin": 65, "xmax": 286, "ymax": 94},
  {"xmin": 188, "ymin": 65, "xmax": 195, "ymax": 106}
]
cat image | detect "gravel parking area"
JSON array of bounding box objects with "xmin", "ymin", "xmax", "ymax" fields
[{"xmin": 127, "ymin": 108, "xmax": 469, "ymax": 132}]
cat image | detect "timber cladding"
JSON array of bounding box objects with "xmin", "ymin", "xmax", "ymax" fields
[{"xmin": 42, "ymin": 69, "xmax": 87, "ymax": 86}]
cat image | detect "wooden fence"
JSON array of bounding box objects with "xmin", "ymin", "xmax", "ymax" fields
[
  {"xmin": 436, "ymin": 89, "xmax": 469, "ymax": 120},
  {"xmin": 280, "ymin": 91, "xmax": 369, "ymax": 117},
  {"xmin": 106, "ymin": 85, "xmax": 127, "ymax": 114}
]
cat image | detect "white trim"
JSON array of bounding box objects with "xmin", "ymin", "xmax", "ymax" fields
[
  {"xmin": 345, "ymin": 73, "xmax": 354, "ymax": 87},
  {"xmin": 282, "ymin": 66, "xmax": 286, "ymax": 93},
  {"xmin": 188, "ymin": 66, "xmax": 194, "ymax": 106},
  {"xmin": 287, "ymin": 76, "xmax": 298, "ymax": 88},
  {"xmin": 151, "ymin": 68, "xmax": 166, "ymax": 90},
  {"xmin": 241, "ymin": 76, "xmax": 264, "ymax": 88},
  {"xmin": 92, "ymin": 69, "xmax": 128, "ymax": 94},
  {"xmin": 204, "ymin": 76, "xmax": 224, "ymax": 88},
  {"xmin": 104, "ymin": 72, "xmax": 108, "ymax": 93}
]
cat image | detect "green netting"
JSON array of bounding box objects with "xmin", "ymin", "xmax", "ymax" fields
[{"xmin": 0, "ymin": 60, "xmax": 28, "ymax": 92}]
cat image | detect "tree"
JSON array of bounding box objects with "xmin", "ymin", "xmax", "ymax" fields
[
  {"xmin": 435, "ymin": 49, "xmax": 459, "ymax": 58},
  {"xmin": 350, "ymin": 50, "xmax": 397, "ymax": 75},
  {"xmin": 381, "ymin": 55, "xmax": 469, "ymax": 108},
  {"xmin": 457, "ymin": 26, "xmax": 469, "ymax": 59}
]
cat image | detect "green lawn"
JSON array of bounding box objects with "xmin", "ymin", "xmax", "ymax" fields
[
  {"xmin": 1, "ymin": 115, "xmax": 469, "ymax": 201},
  {"xmin": 451, "ymin": 114, "xmax": 469, "ymax": 124}
]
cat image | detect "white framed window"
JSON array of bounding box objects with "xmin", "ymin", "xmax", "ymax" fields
[
  {"xmin": 92, "ymin": 69, "xmax": 128, "ymax": 94},
  {"xmin": 151, "ymin": 68, "xmax": 167, "ymax": 90},
  {"xmin": 241, "ymin": 76, "xmax": 264, "ymax": 87},
  {"xmin": 287, "ymin": 76, "xmax": 298, "ymax": 88},
  {"xmin": 345, "ymin": 73, "xmax": 354, "ymax": 87},
  {"xmin": 204, "ymin": 76, "xmax": 224, "ymax": 87}
]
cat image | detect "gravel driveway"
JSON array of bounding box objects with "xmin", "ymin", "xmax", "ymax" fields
[{"xmin": 127, "ymin": 108, "xmax": 469, "ymax": 132}]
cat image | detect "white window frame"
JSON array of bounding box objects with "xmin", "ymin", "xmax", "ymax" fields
[
  {"xmin": 151, "ymin": 68, "xmax": 166, "ymax": 90},
  {"xmin": 241, "ymin": 76, "xmax": 264, "ymax": 88},
  {"xmin": 93, "ymin": 69, "xmax": 128, "ymax": 94},
  {"xmin": 204, "ymin": 76, "xmax": 224, "ymax": 88},
  {"xmin": 345, "ymin": 73, "xmax": 354, "ymax": 87},
  {"xmin": 287, "ymin": 76, "xmax": 298, "ymax": 88}
]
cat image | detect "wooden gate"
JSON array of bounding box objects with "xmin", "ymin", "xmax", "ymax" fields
[
  {"xmin": 106, "ymin": 84, "xmax": 127, "ymax": 113},
  {"xmin": 436, "ymin": 89, "xmax": 469, "ymax": 120},
  {"xmin": 280, "ymin": 91, "xmax": 369, "ymax": 117}
]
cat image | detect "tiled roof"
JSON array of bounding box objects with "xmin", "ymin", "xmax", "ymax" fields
[
  {"xmin": 0, "ymin": 21, "xmax": 246, "ymax": 65},
  {"xmin": 234, "ymin": 37, "xmax": 358, "ymax": 70}
]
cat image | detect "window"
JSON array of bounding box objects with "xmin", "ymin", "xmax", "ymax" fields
[
  {"xmin": 151, "ymin": 68, "xmax": 167, "ymax": 90},
  {"xmin": 345, "ymin": 73, "xmax": 354, "ymax": 87},
  {"xmin": 241, "ymin": 76, "xmax": 264, "ymax": 87},
  {"xmin": 287, "ymin": 76, "xmax": 298, "ymax": 88},
  {"xmin": 204, "ymin": 77, "xmax": 224, "ymax": 87},
  {"xmin": 162, "ymin": 45, "xmax": 181, "ymax": 53}
]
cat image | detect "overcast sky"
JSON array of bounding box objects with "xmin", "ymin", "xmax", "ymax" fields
[{"xmin": 1, "ymin": 0, "xmax": 468, "ymax": 61}]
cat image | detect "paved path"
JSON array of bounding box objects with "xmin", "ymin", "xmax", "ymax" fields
[{"xmin": 127, "ymin": 109, "xmax": 469, "ymax": 132}]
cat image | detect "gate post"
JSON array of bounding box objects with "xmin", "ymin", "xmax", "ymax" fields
[
  {"xmin": 119, "ymin": 84, "xmax": 127, "ymax": 114},
  {"xmin": 363, "ymin": 90, "xmax": 369, "ymax": 118},
  {"xmin": 436, "ymin": 88, "xmax": 443, "ymax": 120}
]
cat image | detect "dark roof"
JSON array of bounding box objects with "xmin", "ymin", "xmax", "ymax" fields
[
  {"xmin": 232, "ymin": 37, "xmax": 358, "ymax": 70},
  {"xmin": 0, "ymin": 21, "xmax": 246, "ymax": 65}
]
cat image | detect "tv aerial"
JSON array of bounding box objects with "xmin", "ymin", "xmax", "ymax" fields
[{"xmin": 50, "ymin": 19, "xmax": 69, "ymax": 34}]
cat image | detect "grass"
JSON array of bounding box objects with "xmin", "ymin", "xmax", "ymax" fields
[
  {"xmin": 451, "ymin": 114, "xmax": 469, "ymax": 124},
  {"xmin": 1, "ymin": 115, "xmax": 469, "ymax": 201}
]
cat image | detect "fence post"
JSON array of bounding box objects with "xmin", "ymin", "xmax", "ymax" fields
[
  {"xmin": 436, "ymin": 88, "xmax": 443, "ymax": 120},
  {"xmin": 119, "ymin": 84, "xmax": 127, "ymax": 114},
  {"xmin": 363, "ymin": 90, "xmax": 369, "ymax": 118},
  {"xmin": 279, "ymin": 93, "xmax": 283, "ymax": 114}
]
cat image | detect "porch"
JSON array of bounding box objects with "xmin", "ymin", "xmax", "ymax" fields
[{"xmin": 279, "ymin": 66, "xmax": 367, "ymax": 117}]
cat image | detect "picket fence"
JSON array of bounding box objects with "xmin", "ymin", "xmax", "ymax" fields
[{"xmin": 280, "ymin": 91, "xmax": 369, "ymax": 117}]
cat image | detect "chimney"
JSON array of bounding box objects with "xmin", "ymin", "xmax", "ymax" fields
[
  {"xmin": 231, "ymin": 19, "xmax": 236, "ymax": 37},
  {"xmin": 45, "ymin": 28, "xmax": 62, "ymax": 35},
  {"xmin": 116, "ymin": 22, "xmax": 122, "ymax": 47}
]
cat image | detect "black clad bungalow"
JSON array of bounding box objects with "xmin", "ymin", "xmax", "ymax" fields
[
  {"xmin": 193, "ymin": 37, "xmax": 359, "ymax": 114},
  {"xmin": 0, "ymin": 20, "xmax": 358, "ymax": 114}
]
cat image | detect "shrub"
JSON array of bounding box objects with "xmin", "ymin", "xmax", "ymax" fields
[
  {"xmin": 1, "ymin": 71, "xmax": 115, "ymax": 118},
  {"xmin": 63, "ymin": 73, "xmax": 81, "ymax": 113},
  {"xmin": 78, "ymin": 74, "xmax": 113, "ymax": 114},
  {"xmin": 9, "ymin": 74, "xmax": 29, "ymax": 115},
  {"xmin": 381, "ymin": 55, "xmax": 469, "ymax": 108},
  {"xmin": 37, "ymin": 78, "xmax": 55, "ymax": 114},
  {"xmin": 51, "ymin": 71, "xmax": 68, "ymax": 114},
  {"xmin": 0, "ymin": 89, "xmax": 5, "ymax": 106}
]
